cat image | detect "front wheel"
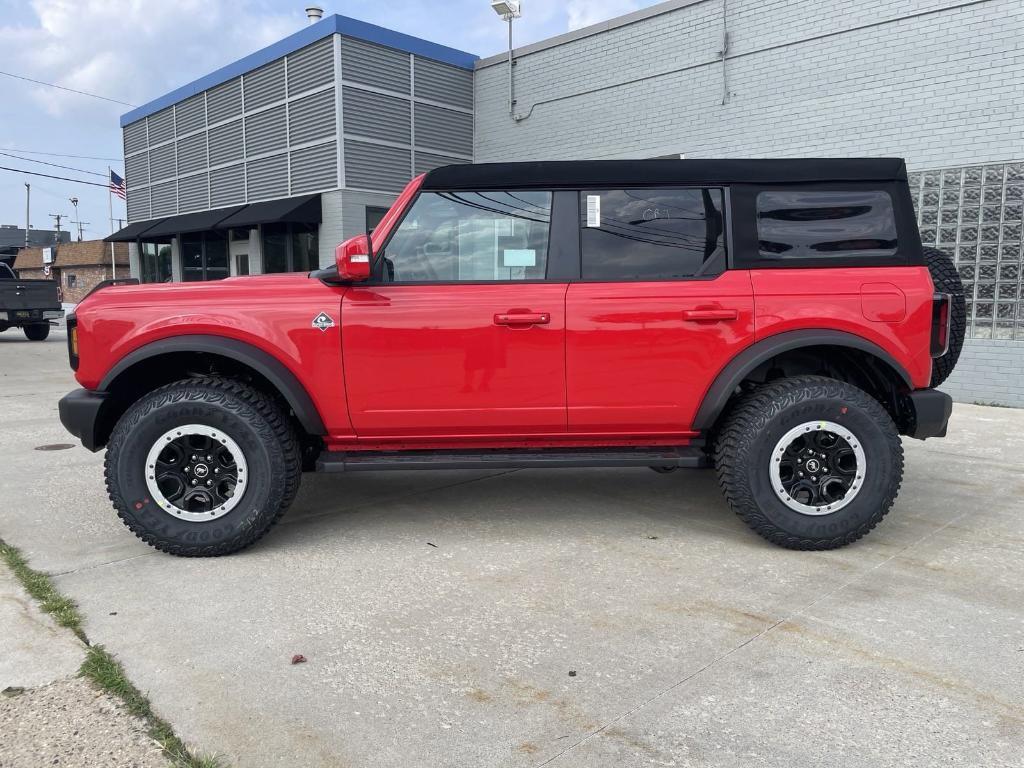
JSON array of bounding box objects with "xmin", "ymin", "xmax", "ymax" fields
[
  {"xmin": 105, "ymin": 378, "xmax": 301, "ymax": 556},
  {"xmin": 715, "ymin": 376, "xmax": 903, "ymax": 550},
  {"xmin": 23, "ymin": 323, "xmax": 50, "ymax": 341}
]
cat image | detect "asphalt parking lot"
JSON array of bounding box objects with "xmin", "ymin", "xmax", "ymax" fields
[{"xmin": 2, "ymin": 330, "xmax": 1023, "ymax": 767}]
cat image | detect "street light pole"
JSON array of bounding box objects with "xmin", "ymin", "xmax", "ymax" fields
[
  {"xmin": 24, "ymin": 184, "xmax": 30, "ymax": 249},
  {"xmin": 490, "ymin": 1, "xmax": 522, "ymax": 116}
]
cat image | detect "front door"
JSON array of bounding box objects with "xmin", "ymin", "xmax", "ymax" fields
[
  {"xmin": 565, "ymin": 187, "xmax": 755, "ymax": 433},
  {"xmin": 342, "ymin": 189, "xmax": 567, "ymax": 437}
]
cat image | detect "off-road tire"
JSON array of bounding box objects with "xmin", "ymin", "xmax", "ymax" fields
[
  {"xmin": 923, "ymin": 246, "xmax": 965, "ymax": 387},
  {"xmin": 715, "ymin": 375, "xmax": 903, "ymax": 550},
  {"xmin": 23, "ymin": 323, "xmax": 50, "ymax": 341},
  {"xmin": 105, "ymin": 377, "xmax": 301, "ymax": 556}
]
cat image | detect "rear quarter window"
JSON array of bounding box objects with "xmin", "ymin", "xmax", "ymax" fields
[{"xmin": 756, "ymin": 190, "xmax": 898, "ymax": 260}]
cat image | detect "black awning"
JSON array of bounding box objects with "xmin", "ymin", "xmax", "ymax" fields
[
  {"xmin": 141, "ymin": 204, "xmax": 247, "ymax": 238},
  {"xmin": 106, "ymin": 218, "xmax": 167, "ymax": 242},
  {"xmin": 217, "ymin": 194, "xmax": 321, "ymax": 229}
]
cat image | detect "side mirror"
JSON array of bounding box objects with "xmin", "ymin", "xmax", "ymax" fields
[{"xmin": 335, "ymin": 234, "xmax": 372, "ymax": 281}]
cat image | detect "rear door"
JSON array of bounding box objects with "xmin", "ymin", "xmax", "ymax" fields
[
  {"xmin": 565, "ymin": 187, "xmax": 755, "ymax": 434},
  {"xmin": 342, "ymin": 189, "xmax": 570, "ymax": 437}
]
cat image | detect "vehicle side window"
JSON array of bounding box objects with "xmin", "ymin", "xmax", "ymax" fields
[
  {"xmin": 378, "ymin": 191, "xmax": 551, "ymax": 282},
  {"xmin": 579, "ymin": 188, "xmax": 725, "ymax": 280},
  {"xmin": 757, "ymin": 190, "xmax": 897, "ymax": 260},
  {"xmin": 0, "ymin": 263, "xmax": 15, "ymax": 279}
]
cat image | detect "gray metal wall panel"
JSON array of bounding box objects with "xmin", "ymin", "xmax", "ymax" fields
[
  {"xmin": 123, "ymin": 120, "xmax": 147, "ymax": 155},
  {"xmin": 125, "ymin": 152, "xmax": 149, "ymax": 189},
  {"xmin": 210, "ymin": 163, "xmax": 245, "ymax": 208},
  {"xmin": 208, "ymin": 119, "xmax": 244, "ymax": 165},
  {"xmin": 289, "ymin": 89, "xmax": 336, "ymax": 147},
  {"xmin": 147, "ymin": 107, "xmax": 175, "ymax": 146},
  {"xmin": 150, "ymin": 181, "xmax": 177, "ymax": 217},
  {"xmin": 206, "ymin": 77, "xmax": 242, "ymax": 125},
  {"xmin": 341, "ymin": 37, "xmax": 410, "ymax": 93},
  {"xmin": 126, "ymin": 189, "xmax": 150, "ymax": 223},
  {"xmin": 175, "ymin": 93, "xmax": 206, "ymax": 136},
  {"xmin": 245, "ymin": 105, "xmax": 287, "ymax": 157},
  {"xmin": 414, "ymin": 151, "xmax": 469, "ymax": 175},
  {"xmin": 414, "ymin": 58, "xmax": 473, "ymax": 110},
  {"xmin": 414, "ymin": 103, "xmax": 472, "ymax": 155},
  {"xmin": 243, "ymin": 59, "xmax": 286, "ymax": 112},
  {"xmin": 343, "ymin": 87, "xmax": 410, "ymax": 145},
  {"xmin": 148, "ymin": 143, "xmax": 176, "ymax": 182},
  {"xmin": 290, "ymin": 141, "xmax": 337, "ymax": 194},
  {"xmin": 344, "ymin": 140, "xmax": 410, "ymax": 193},
  {"xmin": 246, "ymin": 153, "xmax": 288, "ymax": 201},
  {"xmin": 177, "ymin": 173, "xmax": 209, "ymax": 213},
  {"xmin": 176, "ymin": 132, "xmax": 208, "ymax": 176},
  {"xmin": 287, "ymin": 38, "xmax": 334, "ymax": 96}
]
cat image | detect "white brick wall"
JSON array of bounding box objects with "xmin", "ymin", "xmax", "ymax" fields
[{"xmin": 474, "ymin": 0, "xmax": 1024, "ymax": 406}]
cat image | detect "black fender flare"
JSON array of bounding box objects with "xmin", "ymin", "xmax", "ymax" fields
[
  {"xmin": 100, "ymin": 335, "xmax": 326, "ymax": 435},
  {"xmin": 692, "ymin": 329, "xmax": 914, "ymax": 431}
]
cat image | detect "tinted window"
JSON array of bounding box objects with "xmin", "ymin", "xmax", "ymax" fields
[
  {"xmin": 380, "ymin": 191, "xmax": 551, "ymax": 282},
  {"xmin": 579, "ymin": 188, "xmax": 724, "ymax": 280},
  {"xmin": 757, "ymin": 190, "xmax": 897, "ymax": 259}
]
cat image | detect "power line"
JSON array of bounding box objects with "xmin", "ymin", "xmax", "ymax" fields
[
  {"xmin": 0, "ymin": 151, "xmax": 108, "ymax": 177},
  {"xmin": 0, "ymin": 148, "xmax": 122, "ymax": 162},
  {"xmin": 0, "ymin": 69, "xmax": 137, "ymax": 107},
  {"xmin": 0, "ymin": 166, "xmax": 110, "ymax": 189}
]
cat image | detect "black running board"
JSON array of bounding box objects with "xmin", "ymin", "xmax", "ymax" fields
[{"xmin": 316, "ymin": 446, "xmax": 710, "ymax": 473}]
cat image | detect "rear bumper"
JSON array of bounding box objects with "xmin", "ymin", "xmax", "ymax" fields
[
  {"xmin": 906, "ymin": 388, "xmax": 953, "ymax": 440},
  {"xmin": 0, "ymin": 308, "xmax": 64, "ymax": 324},
  {"xmin": 58, "ymin": 389, "xmax": 109, "ymax": 452}
]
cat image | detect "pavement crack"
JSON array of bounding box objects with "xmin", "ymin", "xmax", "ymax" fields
[
  {"xmin": 538, "ymin": 509, "xmax": 971, "ymax": 767},
  {"xmin": 51, "ymin": 552, "xmax": 155, "ymax": 578}
]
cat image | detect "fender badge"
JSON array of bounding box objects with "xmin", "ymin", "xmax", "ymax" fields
[{"xmin": 312, "ymin": 312, "xmax": 335, "ymax": 332}]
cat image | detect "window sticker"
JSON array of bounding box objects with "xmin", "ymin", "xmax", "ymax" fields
[
  {"xmin": 502, "ymin": 249, "xmax": 537, "ymax": 267},
  {"xmin": 586, "ymin": 194, "xmax": 601, "ymax": 227}
]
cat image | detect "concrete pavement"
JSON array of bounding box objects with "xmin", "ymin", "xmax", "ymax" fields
[{"xmin": 1, "ymin": 329, "xmax": 1022, "ymax": 767}]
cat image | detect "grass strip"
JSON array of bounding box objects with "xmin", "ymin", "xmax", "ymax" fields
[{"xmin": 0, "ymin": 538, "xmax": 223, "ymax": 768}]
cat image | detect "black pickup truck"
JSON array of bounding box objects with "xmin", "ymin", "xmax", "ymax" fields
[{"xmin": 0, "ymin": 262, "xmax": 63, "ymax": 340}]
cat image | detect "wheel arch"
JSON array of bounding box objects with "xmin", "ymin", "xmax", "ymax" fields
[
  {"xmin": 99, "ymin": 335, "xmax": 327, "ymax": 437},
  {"xmin": 693, "ymin": 330, "xmax": 914, "ymax": 432}
]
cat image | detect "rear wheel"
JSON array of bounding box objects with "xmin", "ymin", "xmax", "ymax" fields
[
  {"xmin": 23, "ymin": 323, "xmax": 50, "ymax": 341},
  {"xmin": 715, "ymin": 376, "xmax": 903, "ymax": 550},
  {"xmin": 923, "ymin": 246, "xmax": 966, "ymax": 387},
  {"xmin": 105, "ymin": 378, "xmax": 301, "ymax": 556}
]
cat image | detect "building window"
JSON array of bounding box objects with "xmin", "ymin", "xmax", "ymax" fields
[
  {"xmin": 579, "ymin": 188, "xmax": 724, "ymax": 280},
  {"xmin": 66, "ymin": 273, "xmax": 77, "ymax": 288},
  {"xmin": 139, "ymin": 241, "xmax": 172, "ymax": 283},
  {"xmin": 379, "ymin": 191, "xmax": 551, "ymax": 282},
  {"xmin": 262, "ymin": 223, "xmax": 318, "ymax": 273},
  {"xmin": 181, "ymin": 231, "xmax": 229, "ymax": 281},
  {"xmin": 366, "ymin": 206, "xmax": 389, "ymax": 235},
  {"xmin": 909, "ymin": 162, "xmax": 1024, "ymax": 340}
]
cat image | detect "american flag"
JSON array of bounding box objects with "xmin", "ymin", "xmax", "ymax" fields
[{"xmin": 109, "ymin": 169, "xmax": 127, "ymax": 200}]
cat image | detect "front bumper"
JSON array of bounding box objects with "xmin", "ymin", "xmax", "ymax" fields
[
  {"xmin": 906, "ymin": 388, "xmax": 953, "ymax": 440},
  {"xmin": 58, "ymin": 389, "xmax": 110, "ymax": 452}
]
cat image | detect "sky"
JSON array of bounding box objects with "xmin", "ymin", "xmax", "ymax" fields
[{"xmin": 0, "ymin": 0, "xmax": 659, "ymax": 240}]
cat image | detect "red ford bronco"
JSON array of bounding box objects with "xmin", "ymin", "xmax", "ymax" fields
[{"xmin": 59, "ymin": 159, "xmax": 963, "ymax": 556}]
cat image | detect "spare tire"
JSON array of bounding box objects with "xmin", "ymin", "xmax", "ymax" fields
[{"xmin": 923, "ymin": 246, "xmax": 966, "ymax": 387}]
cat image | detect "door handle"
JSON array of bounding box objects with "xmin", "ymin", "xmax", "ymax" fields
[
  {"xmin": 681, "ymin": 308, "xmax": 739, "ymax": 321},
  {"xmin": 494, "ymin": 312, "xmax": 551, "ymax": 326}
]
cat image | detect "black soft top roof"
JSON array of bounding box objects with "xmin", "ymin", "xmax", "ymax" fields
[{"xmin": 421, "ymin": 158, "xmax": 907, "ymax": 190}]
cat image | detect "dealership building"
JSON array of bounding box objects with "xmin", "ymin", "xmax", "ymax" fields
[{"xmin": 110, "ymin": 0, "xmax": 1024, "ymax": 405}]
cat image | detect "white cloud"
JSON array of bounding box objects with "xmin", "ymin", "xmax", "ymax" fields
[
  {"xmin": 2, "ymin": 0, "xmax": 300, "ymax": 119},
  {"xmin": 565, "ymin": 0, "xmax": 641, "ymax": 30}
]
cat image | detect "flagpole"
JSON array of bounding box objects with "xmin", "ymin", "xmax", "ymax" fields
[{"xmin": 108, "ymin": 167, "xmax": 116, "ymax": 279}]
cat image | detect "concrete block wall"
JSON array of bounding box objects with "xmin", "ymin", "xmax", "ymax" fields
[{"xmin": 942, "ymin": 339, "xmax": 1024, "ymax": 407}]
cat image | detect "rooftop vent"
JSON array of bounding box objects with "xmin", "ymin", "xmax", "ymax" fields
[{"xmin": 305, "ymin": 4, "xmax": 324, "ymax": 24}]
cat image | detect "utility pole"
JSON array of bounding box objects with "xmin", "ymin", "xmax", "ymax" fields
[
  {"xmin": 48, "ymin": 213, "xmax": 66, "ymax": 243},
  {"xmin": 69, "ymin": 197, "xmax": 82, "ymax": 241},
  {"xmin": 76, "ymin": 222, "xmax": 90, "ymax": 241},
  {"xmin": 24, "ymin": 184, "xmax": 30, "ymax": 249}
]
